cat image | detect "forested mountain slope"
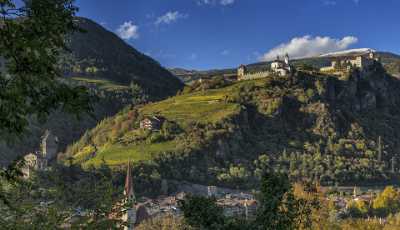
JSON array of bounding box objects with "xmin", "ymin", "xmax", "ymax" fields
[
  {"xmin": 0, "ymin": 18, "xmax": 183, "ymax": 165},
  {"xmin": 65, "ymin": 62, "xmax": 400, "ymax": 190},
  {"xmin": 68, "ymin": 17, "xmax": 184, "ymax": 99}
]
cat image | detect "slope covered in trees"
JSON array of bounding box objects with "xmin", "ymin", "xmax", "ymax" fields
[
  {"xmin": 68, "ymin": 17, "xmax": 184, "ymax": 99},
  {"xmin": 0, "ymin": 18, "xmax": 184, "ymax": 164},
  {"xmin": 66, "ymin": 62, "xmax": 400, "ymax": 189}
]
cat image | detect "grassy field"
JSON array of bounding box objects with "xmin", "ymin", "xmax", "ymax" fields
[
  {"xmin": 71, "ymin": 77, "xmax": 130, "ymax": 91},
  {"xmin": 70, "ymin": 78, "xmax": 269, "ymax": 166},
  {"xmin": 77, "ymin": 140, "xmax": 179, "ymax": 167},
  {"xmin": 140, "ymin": 79, "xmax": 268, "ymax": 127}
]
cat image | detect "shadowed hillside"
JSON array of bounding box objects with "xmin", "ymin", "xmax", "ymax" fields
[
  {"xmin": 0, "ymin": 18, "xmax": 184, "ymax": 165},
  {"xmin": 68, "ymin": 17, "xmax": 184, "ymax": 99}
]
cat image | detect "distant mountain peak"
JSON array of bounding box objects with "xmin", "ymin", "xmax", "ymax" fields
[{"xmin": 319, "ymin": 48, "xmax": 376, "ymax": 57}]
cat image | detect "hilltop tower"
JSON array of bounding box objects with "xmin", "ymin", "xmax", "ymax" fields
[
  {"xmin": 123, "ymin": 161, "xmax": 136, "ymax": 230},
  {"xmin": 237, "ymin": 64, "xmax": 247, "ymax": 80},
  {"xmin": 41, "ymin": 130, "xmax": 58, "ymax": 160},
  {"xmin": 284, "ymin": 53, "xmax": 290, "ymax": 65}
]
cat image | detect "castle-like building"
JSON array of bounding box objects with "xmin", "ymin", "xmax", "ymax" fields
[
  {"xmin": 270, "ymin": 54, "xmax": 291, "ymax": 76},
  {"xmin": 237, "ymin": 54, "xmax": 292, "ymax": 81},
  {"xmin": 320, "ymin": 50, "xmax": 380, "ymax": 72},
  {"xmin": 22, "ymin": 130, "xmax": 58, "ymax": 178}
]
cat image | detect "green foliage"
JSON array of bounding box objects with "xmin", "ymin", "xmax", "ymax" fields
[
  {"xmin": 130, "ymin": 82, "xmax": 148, "ymax": 105},
  {"xmin": 254, "ymin": 171, "xmax": 311, "ymax": 230},
  {"xmin": 0, "ymin": 0, "xmax": 92, "ymax": 136},
  {"xmin": 180, "ymin": 172, "xmax": 313, "ymax": 230},
  {"xmin": 373, "ymin": 186, "xmax": 400, "ymax": 216},
  {"xmin": 347, "ymin": 200, "xmax": 370, "ymax": 218},
  {"xmin": 179, "ymin": 195, "xmax": 226, "ymax": 229}
]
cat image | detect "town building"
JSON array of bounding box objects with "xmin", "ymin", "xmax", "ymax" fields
[
  {"xmin": 207, "ymin": 186, "xmax": 218, "ymax": 197},
  {"xmin": 217, "ymin": 196, "xmax": 258, "ymax": 219},
  {"xmin": 320, "ymin": 50, "xmax": 380, "ymax": 72},
  {"xmin": 22, "ymin": 130, "xmax": 58, "ymax": 178},
  {"xmin": 140, "ymin": 116, "xmax": 165, "ymax": 131}
]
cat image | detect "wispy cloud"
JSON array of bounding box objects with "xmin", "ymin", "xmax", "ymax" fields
[
  {"xmin": 220, "ymin": 0, "xmax": 235, "ymax": 6},
  {"xmin": 260, "ymin": 35, "xmax": 358, "ymax": 61},
  {"xmin": 220, "ymin": 50, "xmax": 230, "ymax": 56},
  {"xmin": 322, "ymin": 0, "xmax": 337, "ymax": 6},
  {"xmin": 197, "ymin": 0, "xmax": 236, "ymax": 6},
  {"xmin": 189, "ymin": 53, "xmax": 198, "ymax": 60},
  {"xmin": 116, "ymin": 21, "xmax": 139, "ymax": 40},
  {"xmin": 155, "ymin": 11, "xmax": 188, "ymax": 26}
]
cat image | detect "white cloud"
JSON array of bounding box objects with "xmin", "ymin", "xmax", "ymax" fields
[
  {"xmin": 220, "ymin": 0, "xmax": 235, "ymax": 6},
  {"xmin": 260, "ymin": 35, "xmax": 358, "ymax": 61},
  {"xmin": 116, "ymin": 21, "xmax": 139, "ymax": 40},
  {"xmin": 189, "ymin": 53, "xmax": 198, "ymax": 60},
  {"xmin": 322, "ymin": 0, "xmax": 337, "ymax": 6},
  {"xmin": 221, "ymin": 49, "xmax": 230, "ymax": 56},
  {"xmin": 155, "ymin": 11, "xmax": 188, "ymax": 25},
  {"xmin": 197, "ymin": 0, "xmax": 235, "ymax": 6}
]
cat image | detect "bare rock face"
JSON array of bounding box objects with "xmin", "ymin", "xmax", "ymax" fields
[
  {"xmin": 216, "ymin": 139, "xmax": 229, "ymax": 158},
  {"xmin": 359, "ymin": 91, "xmax": 377, "ymax": 111}
]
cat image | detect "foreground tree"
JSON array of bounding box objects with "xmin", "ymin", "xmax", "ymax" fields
[
  {"xmin": 179, "ymin": 170, "xmax": 313, "ymax": 230},
  {"xmin": 0, "ymin": 0, "xmax": 95, "ymax": 228},
  {"xmin": 179, "ymin": 195, "xmax": 225, "ymax": 229},
  {"xmin": 0, "ymin": 0, "xmax": 91, "ymax": 137},
  {"xmin": 254, "ymin": 171, "xmax": 311, "ymax": 230}
]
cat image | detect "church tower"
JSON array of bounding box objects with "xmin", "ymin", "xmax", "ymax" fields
[
  {"xmin": 237, "ymin": 64, "xmax": 247, "ymax": 80},
  {"xmin": 41, "ymin": 130, "xmax": 58, "ymax": 160},
  {"xmin": 123, "ymin": 161, "xmax": 136, "ymax": 230},
  {"xmin": 284, "ymin": 53, "xmax": 290, "ymax": 65}
]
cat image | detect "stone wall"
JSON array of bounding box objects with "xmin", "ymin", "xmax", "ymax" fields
[{"xmin": 239, "ymin": 71, "xmax": 270, "ymax": 81}]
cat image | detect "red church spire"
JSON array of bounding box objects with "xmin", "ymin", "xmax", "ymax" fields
[{"xmin": 124, "ymin": 161, "xmax": 135, "ymax": 201}]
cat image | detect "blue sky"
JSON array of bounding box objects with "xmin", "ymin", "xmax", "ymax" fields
[{"xmin": 75, "ymin": 0, "xmax": 400, "ymax": 70}]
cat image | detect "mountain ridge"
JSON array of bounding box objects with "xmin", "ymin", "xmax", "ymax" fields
[{"xmin": 171, "ymin": 50, "xmax": 400, "ymax": 83}]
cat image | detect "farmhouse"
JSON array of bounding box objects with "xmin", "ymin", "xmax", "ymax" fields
[{"xmin": 140, "ymin": 116, "xmax": 165, "ymax": 131}]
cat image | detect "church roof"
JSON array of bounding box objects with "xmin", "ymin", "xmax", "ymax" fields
[{"xmin": 135, "ymin": 205, "xmax": 150, "ymax": 225}]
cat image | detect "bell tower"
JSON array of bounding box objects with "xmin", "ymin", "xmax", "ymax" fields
[
  {"xmin": 123, "ymin": 161, "xmax": 136, "ymax": 230},
  {"xmin": 284, "ymin": 53, "xmax": 290, "ymax": 65}
]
